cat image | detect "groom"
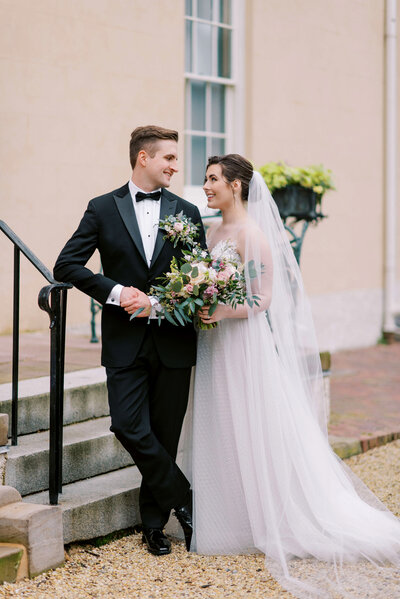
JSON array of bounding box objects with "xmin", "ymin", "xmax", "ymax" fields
[{"xmin": 54, "ymin": 125, "xmax": 206, "ymax": 555}]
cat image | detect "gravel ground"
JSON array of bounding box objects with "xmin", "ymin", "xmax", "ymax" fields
[{"xmin": 1, "ymin": 440, "xmax": 400, "ymax": 599}]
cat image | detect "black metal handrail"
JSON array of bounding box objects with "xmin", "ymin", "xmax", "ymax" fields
[{"xmin": 0, "ymin": 220, "xmax": 71, "ymax": 505}]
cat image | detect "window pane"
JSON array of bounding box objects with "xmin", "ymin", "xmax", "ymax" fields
[
  {"xmin": 196, "ymin": 22, "xmax": 212, "ymax": 75},
  {"xmin": 211, "ymin": 137, "xmax": 225, "ymax": 156},
  {"xmin": 218, "ymin": 0, "xmax": 232, "ymax": 24},
  {"xmin": 185, "ymin": 20, "xmax": 192, "ymax": 72},
  {"xmin": 198, "ymin": 0, "xmax": 212, "ymax": 21},
  {"xmin": 184, "ymin": 134, "xmax": 191, "ymax": 185},
  {"xmin": 211, "ymin": 84, "xmax": 225, "ymax": 132},
  {"xmin": 185, "ymin": 0, "xmax": 193, "ymax": 16},
  {"xmin": 192, "ymin": 136, "xmax": 207, "ymax": 185},
  {"xmin": 191, "ymin": 81, "xmax": 206, "ymax": 131},
  {"xmin": 217, "ymin": 27, "xmax": 231, "ymax": 78}
]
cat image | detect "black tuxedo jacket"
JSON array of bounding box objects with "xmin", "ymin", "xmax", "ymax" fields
[{"xmin": 54, "ymin": 183, "xmax": 206, "ymax": 368}]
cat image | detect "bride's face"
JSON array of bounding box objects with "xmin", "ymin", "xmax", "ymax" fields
[{"xmin": 203, "ymin": 164, "xmax": 235, "ymax": 210}]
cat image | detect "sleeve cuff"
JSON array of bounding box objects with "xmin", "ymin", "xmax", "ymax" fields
[{"xmin": 106, "ymin": 284, "xmax": 123, "ymax": 306}]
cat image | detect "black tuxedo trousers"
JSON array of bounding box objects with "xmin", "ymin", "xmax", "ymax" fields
[
  {"xmin": 54, "ymin": 184, "xmax": 206, "ymax": 528},
  {"xmin": 106, "ymin": 328, "xmax": 192, "ymax": 526}
]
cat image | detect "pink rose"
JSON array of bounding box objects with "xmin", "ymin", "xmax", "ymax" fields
[
  {"xmin": 184, "ymin": 284, "xmax": 194, "ymax": 294},
  {"xmin": 173, "ymin": 221, "xmax": 184, "ymax": 232},
  {"xmin": 224, "ymin": 265, "xmax": 236, "ymax": 278},
  {"xmin": 217, "ymin": 270, "xmax": 230, "ymax": 282},
  {"xmin": 204, "ymin": 285, "xmax": 218, "ymax": 297},
  {"xmin": 217, "ymin": 265, "xmax": 236, "ymax": 282}
]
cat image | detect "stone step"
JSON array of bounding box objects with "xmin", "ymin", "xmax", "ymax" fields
[
  {"xmin": 24, "ymin": 466, "xmax": 142, "ymax": 544},
  {"xmin": 5, "ymin": 416, "xmax": 133, "ymax": 496},
  {"xmin": 0, "ymin": 368, "xmax": 108, "ymax": 436}
]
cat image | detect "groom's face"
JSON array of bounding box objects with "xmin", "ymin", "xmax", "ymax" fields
[{"xmin": 145, "ymin": 140, "xmax": 179, "ymax": 189}]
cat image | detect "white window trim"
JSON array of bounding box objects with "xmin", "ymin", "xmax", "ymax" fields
[{"xmin": 184, "ymin": 0, "xmax": 245, "ymax": 213}]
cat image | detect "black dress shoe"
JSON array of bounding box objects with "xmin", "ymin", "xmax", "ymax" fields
[
  {"xmin": 174, "ymin": 498, "xmax": 193, "ymax": 551},
  {"xmin": 142, "ymin": 528, "xmax": 171, "ymax": 556}
]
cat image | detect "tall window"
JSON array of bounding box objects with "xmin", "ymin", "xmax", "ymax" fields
[{"xmin": 185, "ymin": 0, "xmax": 234, "ymax": 188}]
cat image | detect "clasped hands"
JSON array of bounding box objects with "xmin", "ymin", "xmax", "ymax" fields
[
  {"xmin": 120, "ymin": 287, "xmax": 230, "ymax": 322},
  {"xmin": 120, "ymin": 286, "xmax": 151, "ymax": 317}
]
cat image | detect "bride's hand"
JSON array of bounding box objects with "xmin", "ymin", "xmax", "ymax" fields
[{"xmin": 198, "ymin": 305, "xmax": 228, "ymax": 324}]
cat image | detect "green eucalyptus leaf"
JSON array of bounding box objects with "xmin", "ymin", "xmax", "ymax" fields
[
  {"xmin": 164, "ymin": 310, "xmax": 178, "ymax": 326},
  {"xmin": 130, "ymin": 307, "xmax": 144, "ymax": 320},
  {"xmin": 174, "ymin": 309, "xmax": 185, "ymax": 326},
  {"xmin": 181, "ymin": 263, "xmax": 192, "ymax": 274}
]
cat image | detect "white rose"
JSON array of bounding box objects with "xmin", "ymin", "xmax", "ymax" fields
[
  {"xmin": 207, "ymin": 268, "xmax": 218, "ymax": 283},
  {"xmin": 190, "ymin": 262, "xmax": 208, "ymax": 286}
]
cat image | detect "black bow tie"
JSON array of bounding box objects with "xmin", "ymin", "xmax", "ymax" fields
[{"xmin": 136, "ymin": 190, "xmax": 161, "ymax": 202}]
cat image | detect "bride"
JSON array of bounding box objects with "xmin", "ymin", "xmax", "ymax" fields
[{"xmin": 190, "ymin": 153, "xmax": 400, "ymax": 598}]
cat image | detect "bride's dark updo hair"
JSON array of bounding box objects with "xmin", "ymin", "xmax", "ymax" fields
[{"xmin": 206, "ymin": 154, "xmax": 254, "ymax": 202}]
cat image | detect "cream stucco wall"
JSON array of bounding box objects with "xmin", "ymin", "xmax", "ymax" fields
[
  {"xmin": 247, "ymin": 0, "xmax": 384, "ymax": 294},
  {"xmin": 246, "ymin": 0, "xmax": 399, "ymax": 349},
  {"xmin": 0, "ymin": 0, "xmax": 185, "ymax": 334}
]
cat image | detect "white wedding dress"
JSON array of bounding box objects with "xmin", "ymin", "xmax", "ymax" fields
[{"xmin": 190, "ymin": 237, "xmax": 400, "ymax": 598}]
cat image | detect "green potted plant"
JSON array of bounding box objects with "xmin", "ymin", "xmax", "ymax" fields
[{"xmin": 258, "ymin": 162, "xmax": 335, "ymax": 221}]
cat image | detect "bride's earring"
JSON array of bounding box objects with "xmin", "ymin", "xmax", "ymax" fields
[{"xmin": 232, "ymin": 181, "xmax": 241, "ymax": 204}]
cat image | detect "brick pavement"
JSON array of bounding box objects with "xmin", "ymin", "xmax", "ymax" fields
[
  {"xmin": 329, "ymin": 342, "xmax": 400, "ymax": 450},
  {"xmin": 0, "ymin": 331, "xmax": 399, "ymax": 448}
]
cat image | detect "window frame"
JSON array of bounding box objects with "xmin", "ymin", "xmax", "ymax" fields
[{"xmin": 184, "ymin": 0, "xmax": 245, "ymax": 210}]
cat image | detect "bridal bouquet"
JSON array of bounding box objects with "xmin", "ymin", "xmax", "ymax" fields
[{"xmin": 150, "ymin": 243, "xmax": 256, "ymax": 329}]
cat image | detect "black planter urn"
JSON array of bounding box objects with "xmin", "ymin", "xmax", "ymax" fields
[{"xmin": 272, "ymin": 185, "xmax": 322, "ymax": 221}]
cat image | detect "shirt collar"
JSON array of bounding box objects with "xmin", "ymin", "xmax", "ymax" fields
[{"xmin": 129, "ymin": 179, "xmax": 161, "ymax": 201}]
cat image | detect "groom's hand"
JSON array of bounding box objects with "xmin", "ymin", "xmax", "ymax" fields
[{"xmin": 121, "ymin": 286, "xmax": 151, "ymax": 317}]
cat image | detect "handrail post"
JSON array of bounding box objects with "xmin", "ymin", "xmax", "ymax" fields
[
  {"xmin": 38, "ymin": 282, "xmax": 71, "ymax": 506},
  {"xmin": 12, "ymin": 246, "xmax": 20, "ymax": 446},
  {"xmin": 58, "ymin": 288, "xmax": 67, "ymax": 493},
  {"xmin": 48, "ymin": 287, "xmax": 67, "ymax": 504}
]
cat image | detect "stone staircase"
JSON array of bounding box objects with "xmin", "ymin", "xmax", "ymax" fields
[
  {"xmin": 0, "ymin": 369, "xmax": 182, "ymax": 544},
  {"xmin": 0, "ymin": 366, "xmax": 331, "ymax": 546}
]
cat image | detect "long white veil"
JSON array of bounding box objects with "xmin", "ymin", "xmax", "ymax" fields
[
  {"xmin": 245, "ymin": 171, "xmax": 327, "ymax": 432},
  {"xmin": 240, "ymin": 171, "xmax": 400, "ymax": 597}
]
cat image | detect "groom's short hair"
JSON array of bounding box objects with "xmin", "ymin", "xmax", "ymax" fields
[{"xmin": 130, "ymin": 125, "xmax": 179, "ymax": 169}]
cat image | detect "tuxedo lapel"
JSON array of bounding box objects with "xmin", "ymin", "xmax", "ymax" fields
[
  {"xmin": 113, "ymin": 188, "xmax": 147, "ymax": 266},
  {"xmin": 150, "ymin": 190, "xmax": 177, "ymax": 268}
]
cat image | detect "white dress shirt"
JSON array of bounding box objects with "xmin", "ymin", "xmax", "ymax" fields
[{"xmin": 106, "ymin": 180, "xmax": 162, "ymax": 317}]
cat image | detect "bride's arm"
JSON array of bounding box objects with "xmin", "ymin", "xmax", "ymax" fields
[{"xmin": 200, "ymin": 227, "xmax": 273, "ymax": 323}]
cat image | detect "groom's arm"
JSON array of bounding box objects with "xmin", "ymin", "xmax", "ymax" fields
[{"xmin": 54, "ymin": 201, "xmax": 118, "ymax": 305}]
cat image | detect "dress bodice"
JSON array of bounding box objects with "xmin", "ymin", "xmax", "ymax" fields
[{"xmin": 209, "ymin": 239, "xmax": 242, "ymax": 265}]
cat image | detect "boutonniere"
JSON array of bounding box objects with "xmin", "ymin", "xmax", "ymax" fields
[{"xmin": 159, "ymin": 211, "xmax": 200, "ymax": 248}]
